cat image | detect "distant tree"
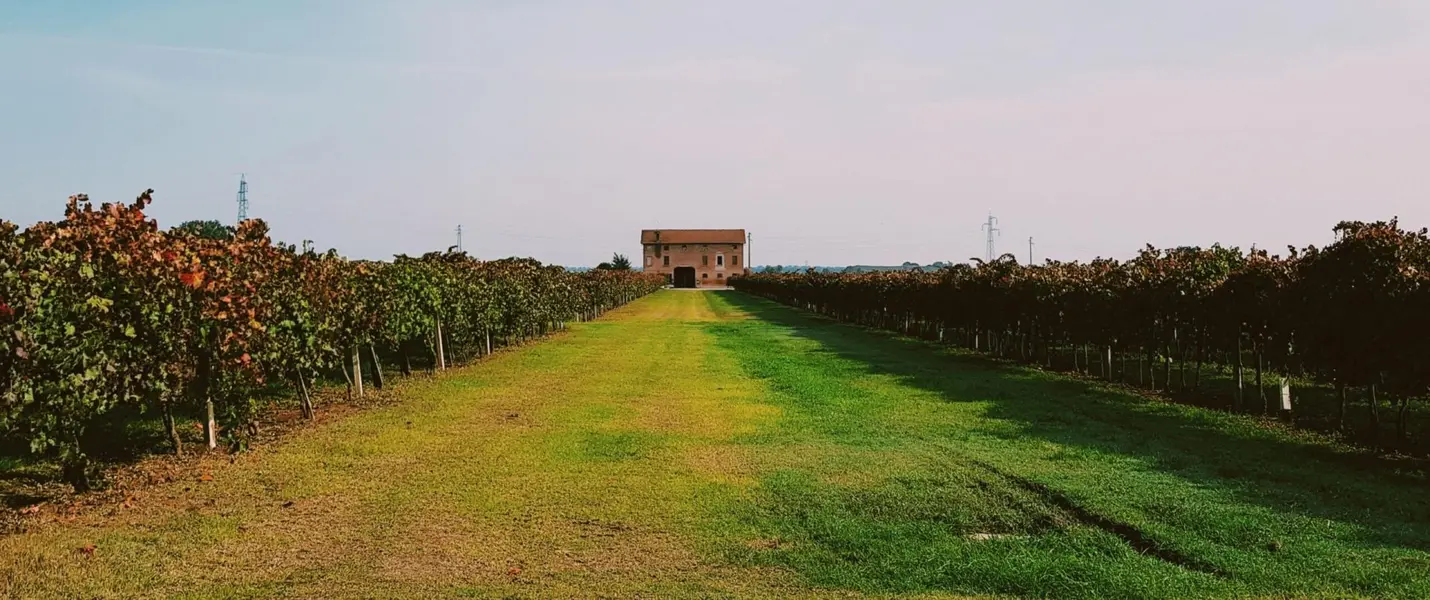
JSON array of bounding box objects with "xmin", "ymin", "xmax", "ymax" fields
[
  {"xmin": 172, "ymin": 220, "xmax": 233, "ymax": 240},
  {"xmin": 760, "ymin": 265, "xmax": 785, "ymax": 273},
  {"xmin": 595, "ymin": 252, "xmax": 632, "ymax": 271},
  {"xmin": 901, "ymin": 261, "xmax": 920, "ymax": 267}
]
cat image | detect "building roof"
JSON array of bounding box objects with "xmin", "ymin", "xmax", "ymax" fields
[{"xmin": 641, "ymin": 229, "xmax": 745, "ymax": 245}]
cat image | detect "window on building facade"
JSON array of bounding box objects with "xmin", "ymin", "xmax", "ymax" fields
[
  {"xmin": 702, "ymin": 273, "xmax": 708, "ymax": 279},
  {"xmin": 702, "ymin": 255, "xmax": 708, "ymax": 266},
  {"xmin": 663, "ymin": 245, "xmax": 669, "ymax": 251},
  {"xmin": 733, "ymin": 255, "xmax": 740, "ymax": 266},
  {"xmin": 717, "ymin": 273, "xmax": 723, "ymax": 279},
  {"xmin": 663, "ymin": 256, "xmax": 670, "ymax": 266},
  {"xmin": 716, "ymin": 255, "xmax": 724, "ymax": 266},
  {"xmin": 681, "ymin": 245, "xmax": 687, "ymax": 250},
  {"xmin": 645, "ymin": 256, "xmax": 653, "ymax": 267}
]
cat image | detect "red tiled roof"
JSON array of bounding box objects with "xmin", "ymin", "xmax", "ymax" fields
[{"xmin": 641, "ymin": 229, "xmax": 745, "ymax": 245}]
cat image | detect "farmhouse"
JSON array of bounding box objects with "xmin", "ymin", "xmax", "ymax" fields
[{"xmin": 641, "ymin": 229, "xmax": 747, "ymax": 287}]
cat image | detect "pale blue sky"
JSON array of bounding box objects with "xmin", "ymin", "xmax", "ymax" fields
[{"xmin": 3, "ymin": 1, "xmax": 1428, "ymax": 266}]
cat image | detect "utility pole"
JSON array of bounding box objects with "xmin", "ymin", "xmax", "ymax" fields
[
  {"xmin": 236, "ymin": 174, "xmax": 248, "ymax": 223},
  {"xmin": 747, "ymin": 232, "xmax": 753, "ymax": 273},
  {"xmin": 1028, "ymin": 237, "xmax": 1035, "ymax": 265},
  {"xmin": 456, "ymin": 224, "xmax": 463, "ymax": 253},
  {"xmin": 981, "ymin": 213, "xmax": 1000, "ymax": 262}
]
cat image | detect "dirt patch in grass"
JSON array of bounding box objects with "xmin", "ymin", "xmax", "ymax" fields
[{"xmin": 683, "ymin": 444, "xmax": 758, "ymax": 485}]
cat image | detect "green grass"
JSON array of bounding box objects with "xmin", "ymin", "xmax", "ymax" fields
[
  {"xmin": 708, "ymin": 293, "xmax": 1430, "ymax": 599},
  {"xmin": 2, "ymin": 290, "xmax": 1429, "ymax": 599}
]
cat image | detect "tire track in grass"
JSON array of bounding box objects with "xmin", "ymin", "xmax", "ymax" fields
[
  {"xmin": 710, "ymin": 291, "xmax": 1430, "ymax": 599},
  {"xmin": 700, "ymin": 291, "xmax": 1225, "ymax": 599},
  {"xmin": 966, "ymin": 459, "xmax": 1227, "ymax": 578}
]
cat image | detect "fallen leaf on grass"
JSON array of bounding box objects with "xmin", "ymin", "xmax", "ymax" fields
[
  {"xmin": 199, "ymin": 472, "xmax": 214, "ymax": 482},
  {"xmin": 19, "ymin": 504, "xmax": 42, "ymax": 515},
  {"xmin": 121, "ymin": 495, "xmax": 137, "ymax": 509},
  {"xmin": 77, "ymin": 544, "xmax": 96, "ymax": 557},
  {"xmin": 507, "ymin": 567, "xmax": 522, "ymax": 577},
  {"xmin": 281, "ymin": 501, "xmax": 294, "ymax": 508}
]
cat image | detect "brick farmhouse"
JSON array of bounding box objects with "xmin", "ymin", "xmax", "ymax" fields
[{"xmin": 640, "ymin": 229, "xmax": 747, "ymax": 287}]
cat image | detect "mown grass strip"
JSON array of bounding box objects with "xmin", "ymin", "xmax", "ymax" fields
[
  {"xmin": 706, "ymin": 291, "xmax": 1430, "ymax": 599},
  {"xmin": 5, "ymin": 290, "xmax": 1430, "ymax": 599}
]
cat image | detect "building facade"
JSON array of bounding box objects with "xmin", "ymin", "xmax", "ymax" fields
[{"xmin": 641, "ymin": 229, "xmax": 747, "ymax": 287}]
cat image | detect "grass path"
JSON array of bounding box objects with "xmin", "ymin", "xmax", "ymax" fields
[{"xmin": 3, "ymin": 291, "xmax": 1430, "ymax": 599}]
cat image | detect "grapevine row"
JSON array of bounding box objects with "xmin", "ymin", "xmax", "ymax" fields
[
  {"xmin": 0, "ymin": 192, "xmax": 664, "ymax": 490},
  {"xmin": 732, "ymin": 219, "xmax": 1430, "ymax": 449}
]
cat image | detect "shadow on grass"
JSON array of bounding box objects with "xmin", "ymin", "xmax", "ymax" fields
[
  {"xmin": 0, "ymin": 380, "xmax": 326, "ymax": 511},
  {"xmin": 709, "ymin": 292, "xmax": 1430, "ymax": 586},
  {"xmin": 0, "ymin": 335, "xmax": 535, "ymax": 513}
]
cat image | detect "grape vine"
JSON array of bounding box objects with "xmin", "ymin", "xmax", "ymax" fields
[
  {"xmin": 732, "ymin": 219, "xmax": 1430, "ymax": 450},
  {"xmin": 0, "ymin": 192, "xmax": 663, "ymax": 490}
]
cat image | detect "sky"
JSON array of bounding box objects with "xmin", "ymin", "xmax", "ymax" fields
[{"xmin": 2, "ymin": 1, "xmax": 1428, "ymax": 267}]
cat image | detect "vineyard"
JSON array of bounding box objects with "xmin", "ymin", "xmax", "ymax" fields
[
  {"xmin": 0, "ymin": 191, "xmax": 663, "ymax": 491},
  {"xmin": 732, "ymin": 219, "xmax": 1430, "ymax": 450},
  {"xmin": 5, "ymin": 277, "xmax": 1430, "ymax": 598}
]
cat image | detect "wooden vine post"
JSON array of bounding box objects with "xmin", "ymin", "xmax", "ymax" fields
[
  {"xmin": 1279, "ymin": 378, "xmax": 1293, "ymax": 423},
  {"xmin": 369, "ymin": 344, "xmax": 385, "ymax": 390},
  {"xmin": 352, "ymin": 344, "xmax": 364, "ymax": 397},
  {"xmin": 297, "ymin": 372, "xmax": 314, "ymax": 419},
  {"xmin": 205, "ymin": 398, "xmax": 218, "ymax": 450},
  {"xmin": 436, "ymin": 318, "xmax": 447, "ymax": 370}
]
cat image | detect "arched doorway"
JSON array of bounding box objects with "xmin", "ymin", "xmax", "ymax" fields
[{"xmin": 673, "ymin": 267, "xmax": 696, "ymax": 288}]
